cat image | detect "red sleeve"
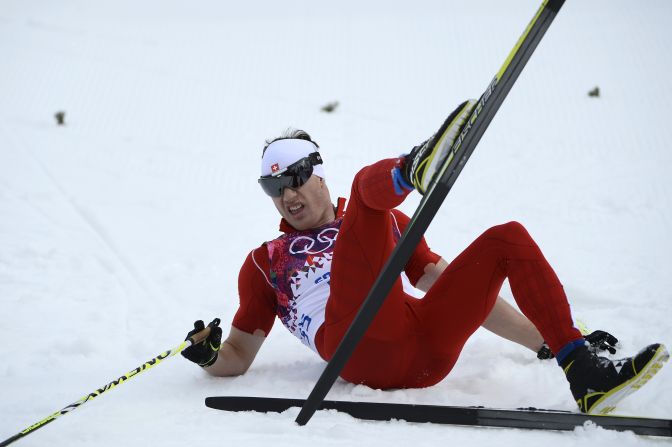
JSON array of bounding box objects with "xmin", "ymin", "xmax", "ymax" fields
[
  {"xmin": 231, "ymin": 245, "xmax": 276, "ymax": 336},
  {"xmin": 390, "ymin": 209, "xmax": 442, "ymax": 286}
]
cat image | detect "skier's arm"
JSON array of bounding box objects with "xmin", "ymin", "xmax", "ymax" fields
[
  {"xmin": 389, "ymin": 209, "xmax": 442, "ymax": 287},
  {"xmin": 200, "ymin": 246, "xmax": 276, "ymax": 376},
  {"xmin": 416, "ymin": 259, "xmax": 544, "ymax": 352},
  {"xmin": 204, "ymin": 326, "xmax": 266, "ymax": 377},
  {"xmin": 415, "ymin": 258, "xmax": 448, "ymax": 291}
]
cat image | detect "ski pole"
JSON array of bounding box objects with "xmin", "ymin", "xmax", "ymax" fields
[{"xmin": 0, "ymin": 320, "xmax": 218, "ymax": 447}]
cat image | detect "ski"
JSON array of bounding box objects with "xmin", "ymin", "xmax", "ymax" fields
[
  {"xmin": 206, "ymin": 396, "xmax": 672, "ymax": 437},
  {"xmin": 296, "ymin": 0, "xmax": 567, "ymax": 426}
]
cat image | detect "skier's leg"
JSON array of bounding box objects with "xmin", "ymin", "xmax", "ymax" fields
[
  {"xmin": 326, "ymin": 97, "xmax": 478, "ymax": 330},
  {"xmin": 321, "ymin": 158, "xmax": 419, "ymax": 387},
  {"xmin": 323, "ymin": 100, "xmax": 486, "ymax": 388},
  {"xmin": 401, "ymin": 221, "xmax": 583, "ymax": 387},
  {"xmin": 325, "ymin": 157, "xmax": 412, "ymax": 338}
]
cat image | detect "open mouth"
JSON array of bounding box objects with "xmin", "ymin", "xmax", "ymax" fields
[{"xmin": 288, "ymin": 203, "xmax": 305, "ymax": 215}]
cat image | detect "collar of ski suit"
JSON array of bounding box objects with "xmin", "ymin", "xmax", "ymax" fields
[{"xmin": 278, "ymin": 197, "xmax": 346, "ymax": 234}]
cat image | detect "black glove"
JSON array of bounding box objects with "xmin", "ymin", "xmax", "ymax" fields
[
  {"xmin": 537, "ymin": 330, "xmax": 619, "ymax": 360},
  {"xmin": 584, "ymin": 330, "xmax": 619, "ymax": 355},
  {"xmin": 181, "ymin": 318, "xmax": 222, "ymax": 367}
]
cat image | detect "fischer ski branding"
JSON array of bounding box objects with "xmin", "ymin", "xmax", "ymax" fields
[{"xmin": 206, "ymin": 396, "xmax": 672, "ymax": 437}]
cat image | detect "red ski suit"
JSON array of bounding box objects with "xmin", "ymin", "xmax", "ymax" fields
[{"xmin": 234, "ymin": 158, "xmax": 581, "ymax": 389}]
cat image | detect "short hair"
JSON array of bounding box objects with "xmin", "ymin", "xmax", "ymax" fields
[{"xmin": 262, "ymin": 128, "xmax": 320, "ymax": 157}]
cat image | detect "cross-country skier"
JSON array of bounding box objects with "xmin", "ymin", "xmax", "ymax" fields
[{"xmin": 182, "ymin": 101, "xmax": 669, "ymax": 414}]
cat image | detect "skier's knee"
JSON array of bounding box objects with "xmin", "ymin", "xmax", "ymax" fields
[{"xmin": 483, "ymin": 221, "xmax": 532, "ymax": 243}]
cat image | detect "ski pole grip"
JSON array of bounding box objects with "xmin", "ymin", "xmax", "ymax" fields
[
  {"xmin": 187, "ymin": 318, "xmax": 221, "ymax": 346},
  {"xmin": 188, "ymin": 327, "xmax": 211, "ymax": 346}
]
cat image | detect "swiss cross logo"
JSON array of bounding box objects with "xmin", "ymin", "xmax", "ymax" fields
[{"xmin": 271, "ymin": 163, "xmax": 280, "ymax": 173}]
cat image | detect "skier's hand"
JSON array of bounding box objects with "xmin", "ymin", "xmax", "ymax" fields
[
  {"xmin": 536, "ymin": 329, "xmax": 619, "ymax": 360},
  {"xmin": 585, "ymin": 330, "xmax": 619, "ymax": 355},
  {"xmin": 181, "ymin": 318, "xmax": 222, "ymax": 367}
]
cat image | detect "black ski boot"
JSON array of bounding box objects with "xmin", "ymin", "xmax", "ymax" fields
[
  {"xmin": 402, "ymin": 99, "xmax": 476, "ymax": 195},
  {"xmin": 561, "ymin": 343, "xmax": 669, "ymax": 414}
]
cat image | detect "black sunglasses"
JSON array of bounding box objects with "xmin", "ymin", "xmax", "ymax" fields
[{"xmin": 258, "ymin": 152, "xmax": 323, "ymax": 198}]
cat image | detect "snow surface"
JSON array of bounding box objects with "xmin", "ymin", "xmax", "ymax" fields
[{"xmin": 1, "ymin": 0, "xmax": 671, "ymax": 446}]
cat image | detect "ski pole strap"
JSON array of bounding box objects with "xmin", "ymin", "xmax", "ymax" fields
[{"xmin": 0, "ymin": 324, "xmax": 213, "ymax": 447}]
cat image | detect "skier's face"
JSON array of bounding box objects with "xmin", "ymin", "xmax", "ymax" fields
[{"xmin": 271, "ymin": 175, "xmax": 335, "ymax": 231}]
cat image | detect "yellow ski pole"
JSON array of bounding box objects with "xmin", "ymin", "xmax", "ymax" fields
[{"xmin": 0, "ymin": 320, "xmax": 218, "ymax": 447}]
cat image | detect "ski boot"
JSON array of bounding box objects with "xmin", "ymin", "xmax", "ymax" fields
[
  {"xmin": 562, "ymin": 343, "xmax": 669, "ymax": 414},
  {"xmin": 402, "ymin": 99, "xmax": 476, "ymax": 195}
]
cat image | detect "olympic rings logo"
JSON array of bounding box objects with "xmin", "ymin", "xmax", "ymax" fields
[{"xmin": 289, "ymin": 228, "xmax": 339, "ymax": 255}]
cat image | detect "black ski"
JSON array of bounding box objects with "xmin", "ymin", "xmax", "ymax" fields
[
  {"xmin": 206, "ymin": 396, "xmax": 672, "ymax": 437},
  {"xmin": 296, "ymin": 0, "xmax": 567, "ymax": 426}
]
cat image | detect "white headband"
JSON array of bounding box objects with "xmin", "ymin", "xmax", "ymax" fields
[{"xmin": 261, "ymin": 138, "xmax": 325, "ymax": 179}]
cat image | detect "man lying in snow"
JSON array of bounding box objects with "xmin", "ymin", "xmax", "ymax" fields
[{"xmin": 182, "ymin": 101, "xmax": 669, "ymax": 414}]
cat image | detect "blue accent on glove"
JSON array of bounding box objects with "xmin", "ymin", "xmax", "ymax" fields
[{"xmin": 392, "ymin": 167, "xmax": 414, "ymax": 195}]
